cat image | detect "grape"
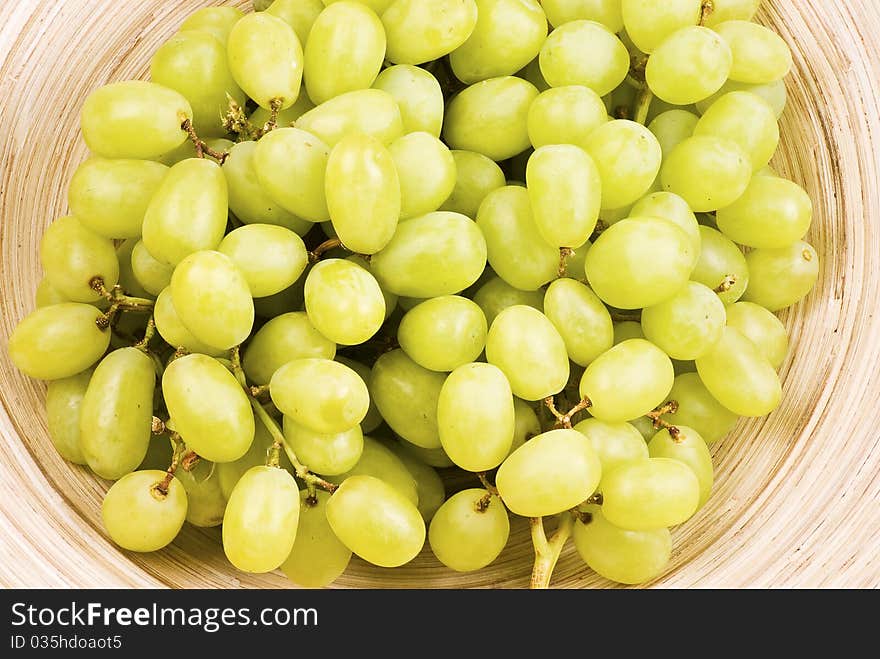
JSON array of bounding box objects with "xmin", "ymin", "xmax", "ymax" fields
[
  {"xmin": 80, "ymin": 81, "xmax": 192, "ymax": 159},
  {"xmin": 346, "ymin": 254, "xmax": 399, "ymax": 320},
  {"xmin": 742, "ymin": 241, "xmax": 820, "ymax": 312},
  {"xmin": 153, "ymin": 288, "xmax": 226, "ymax": 357},
  {"xmin": 517, "ymin": 57, "xmax": 550, "ymax": 92},
  {"xmin": 645, "ymin": 26, "xmax": 732, "ymax": 105},
  {"xmin": 142, "ymin": 158, "xmax": 228, "ymax": 267},
  {"xmin": 327, "ymin": 436, "xmax": 419, "ymax": 504},
  {"xmin": 473, "ymin": 275, "xmax": 545, "ymax": 326},
  {"xmin": 40, "ymin": 216, "xmax": 119, "ymax": 303},
  {"xmin": 621, "ymin": 0, "xmax": 701, "ymax": 53},
  {"xmin": 68, "ymin": 158, "xmax": 168, "ymax": 239},
  {"xmin": 716, "ymin": 176, "xmax": 812, "ymax": 249},
  {"xmin": 371, "ymin": 349, "xmax": 445, "ymax": 449},
  {"xmin": 243, "ymin": 312, "xmax": 336, "ymax": 385},
  {"xmin": 648, "ymin": 426, "xmax": 714, "ymax": 507},
  {"xmin": 485, "ymin": 305, "xmax": 569, "ymax": 401},
  {"xmin": 665, "ymin": 372, "xmax": 739, "ymax": 444},
  {"xmin": 170, "ymin": 251, "xmax": 254, "ymax": 350},
  {"xmin": 325, "ymin": 475, "xmax": 426, "ymax": 567},
  {"xmin": 613, "ymin": 321, "xmax": 645, "ymax": 345},
  {"xmin": 725, "ymin": 302, "xmax": 789, "ymax": 369},
  {"xmin": 390, "ymin": 132, "xmax": 456, "ymax": 220},
  {"xmin": 585, "ymin": 217, "xmax": 694, "ymax": 309},
  {"xmin": 694, "ymin": 94, "xmax": 778, "ymax": 173},
  {"xmin": 701, "ymin": 0, "xmax": 760, "ymax": 27},
  {"xmin": 387, "ymin": 443, "xmax": 446, "ymax": 522},
  {"xmin": 543, "ymin": 278, "xmax": 614, "ymax": 367},
  {"xmin": 45, "ymin": 369, "xmax": 92, "ymax": 464},
  {"xmin": 218, "ymin": 224, "xmax": 308, "ymax": 298},
  {"xmin": 335, "ymin": 357, "xmax": 383, "ymax": 433},
  {"xmin": 282, "ymin": 417, "xmax": 364, "ymax": 476},
  {"xmin": 129, "ymin": 241, "xmax": 173, "ymax": 297},
  {"xmin": 222, "ymin": 466, "xmax": 301, "ymax": 572},
  {"xmin": 265, "ymin": 0, "xmax": 325, "ymax": 44},
  {"xmin": 573, "ymin": 505, "xmax": 671, "ymax": 584},
  {"xmin": 216, "ymin": 422, "xmax": 287, "ymax": 500},
  {"xmin": 496, "ymin": 429, "xmax": 601, "ymax": 517},
  {"xmin": 601, "ymin": 457, "xmax": 700, "ymax": 530},
  {"xmin": 695, "ymin": 326, "xmax": 781, "ymax": 416},
  {"xmin": 304, "ymin": 259, "xmax": 386, "ymax": 346},
  {"xmin": 174, "ymin": 459, "xmax": 227, "ymax": 528},
  {"xmin": 296, "ymin": 89, "xmax": 405, "ymax": 147},
  {"xmin": 281, "ymin": 490, "xmax": 353, "ymax": 588},
  {"xmin": 527, "ymin": 86, "xmax": 608, "ymax": 151},
  {"xmin": 541, "ymin": 0, "xmax": 623, "ymax": 32},
  {"xmin": 382, "ymin": 0, "xmax": 478, "ymax": 65},
  {"xmin": 438, "ymin": 152, "xmax": 504, "ymax": 219},
  {"xmin": 270, "ymin": 358, "xmax": 369, "ymax": 434},
  {"xmin": 397, "ymin": 296, "xmax": 487, "ymax": 372},
  {"xmin": 641, "ymin": 282, "xmax": 727, "ymax": 360},
  {"xmin": 508, "ymin": 398, "xmax": 541, "ymax": 455},
  {"xmin": 449, "ymin": 0, "xmax": 548, "ymax": 84},
  {"xmin": 713, "ymin": 20, "xmax": 793, "ymax": 84},
  {"xmin": 324, "ymin": 0, "xmax": 395, "ymax": 12},
  {"xmin": 35, "ymin": 278, "xmax": 70, "ymax": 308},
  {"xmin": 647, "ymin": 110, "xmax": 699, "ymax": 158},
  {"xmin": 539, "ymin": 21, "xmax": 629, "ymax": 97},
  {"xmin": 373, "ymin": 64, "xmax": 445, "ymax": 137},
  {"xmin": 443, "ymin": 76, "xmax": 538, "ymax": 161},
  {"xmin": 304, "ymin": 1, "xmax": 386, "ymax": 104},
  {"xmin": 163, "ymin": 353, "xmax": 256, "ymax": 462},
  {"xmin": 429, "ymin": 489, "xmax": 509, "ymax": 571},
  {"xmin": 102, "ymin": 470, "xmax": 187, "ymax": 552},
  {"xmin": 476, "ymin": 186, "xmax": 558, "ymax": 291},
  {"xmin": 661, "ymin": 136, "xmax": 752, "ymax": 212},
  {"xmin": 630, "ymin": 192, "xmax": 701, "ymax": 266},
  {"xmin": 227, "ymin": 12, "xmax": 303, "ymax": 109},
  {"xmin": 573, "ymin": 419, "xmax": 648, "ymax": 490},
  {"xmin": 8, "ymin": 304, "xmax": 111, "ymax": 381},
  {"xmin": 690, "ymin": 226, "xmax": 749, "ymax": 305},
  {"xmin": 180, "ymin": 6, "xmax": 244, "ymax": 43},
  {"xmin": 397, "ymin": 442, "xmax": 455, "ymax": 469},
  {"xmin": 250, "ymin": 91, "xmax": 315, "ymax": 130},
  {"xmin": 696, "ymin": 78, "xmax": 787, "ymax": 118},
  {"xmin": 584, "ymin": 120, "xmax": 662, "ymax": 210}
]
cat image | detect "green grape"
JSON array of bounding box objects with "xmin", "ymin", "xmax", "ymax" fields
[
  {"xmin": 373, "ymin": 64, "xmax": 445, "ymax": 137},
  {"xmin": 450, "ymin": 0, "xmax": 547, "ymax": 84},
  {"xmin": 282, "ymin": 417, "xmax": 364, "ymax": 476},
  {"xmin": 68, "ymin": 158, "xmax": 168, "ymax": 239},
  {"xmin": 218, "ymin": 225, "xmax": 308, "ymax": 298},
  {"xmin": 250, "ymin": 91, "xmax": 315, "ymax": 129},
  {"xmin": 398, "ymin": 296, "xmax": 487, "ymax": 372},
  {"xmin": 252, "ymin": 127, "xmax": 330, "ymax": 222},
  {"xmin": 437, "ymin": 363, "xmax": 515, "ymax": 472},
  {"xmin": 150, "ymin": 30, "xmax": 246, "ymax": 138},
  {"xmin": 80, "ymin": 81, "xmax": 192, "ymax": 159},
  {"xmin": 701, "ymin": 0, "xmax": 760, "ymax": 26},
  {"xmin": 243, "ymin": 312, "xmax": 336, "ymax": 385},
  {"xmin": 382, "ymin": 0, "xmax": 478, "ymax": 65},
  {"xmin": 527, "ymin": 86, "xmax": 608, "ymax": 151},
  {"xmin": 496, "ymin": 429, "xmax": 601, "ymax": 517},
  {"xmin": 695, "ymin": 326, "xmax": 781, "ymax": 416},
  {"xmin": 152, "ymin": 139, "xmax": 199, "ymax": 167},
  {"xmin": 661, "ymin": 136, "xmax": 752, "ymax": 212},
  {"xmin": 304, "ymin": 1, "xmax": 386, "ymax": 104},
  {"xmin": 326, "ymin": 134, "xmax": 400, "ymax": 252},
  {"xmin": 601, "ymin": 457, "xmax": 700, "ymax": 530},
  {"xmin": 334, "ymin": 357, "xmax": 383, "ymax": 433},
  {"xmin": 371, "ymin": 349, "xmax": 445, "ymax": 449},
  {"xmin": 517, "ymin": 56, "xmax": 550, "ymax": 92},
  {"xmin": 227, "ymin": 12, "xmax": 303, "ymax": 109},
  {"xmin": 270, "ymin": 358, "xmax": 369, "ymax": 434},
  {"xmin": 267, "ymin": 0, "xmax": 325, "ymax": 46},
  {"xmin": 115, "ymin": 240, "xmax": 153, "ymax": 301},
  {"xmin": 170, "ymin": 251, "xmax": 254, "ymax": 350},
  {"xmin": 645, "ymin": 26, "xmax": 732, "ymax": 105},
  {"xmin": 153, "ymin": 288, "xmax": 226, "ymax": 356},
  {"xmin": 371, "ymin": 212, "xmax": 487, "ymax": 297},
  {"xmin": 714, "ymin": 20, "xmax": 793, "ymax": 84},
  {"xmin": 473, "ymin": 275, "xmax": 545, "ymax": 326},
  {"xmin": 304, "ymin": 259, "xmax": 385, "ymax": 345},
  {"xmin": 647, "ymin": 110, "xmax": 699, "ymax": 158},
  {"xmin": 45, "ymin": 369, "xmax": 92, "ymax": 464},
  {"xmin": 327, "ymin": 436, "xmax": 418, "ymax": 504},
  {"xmin": 325, "ymin": 475, "xmax": 426, "ymax": 567},
  {"xmin": 579, "ymin": 339, "xmax": 674, "ymax": 422},
  {"xmin": 543, "ymin": 278, "xmax": 614, "ymax": 367},
  {"xmin": 180, "ymin": 6, "xmax": 244, "ymax": 43},
  {"xmin": 387, "ymin": 443, "xmax": 446, "ymax": 522},
  {"xmin": 130, "ymin": 241, "xmax": 173, "ymax": 296},
  {"xmin": 216, "ymin": 421, "xmax": 284, "ymax": 499},
  {"xmin": 585, "ymin": 217, "xmax": 694, "ymax": 309},
  {"xmin": 390, "ymin": 132, "xmax": 456, "ymax": 219},
  {"xmin": 690, "ymin": 226, "xmax": 749, "ymax": 305},
  {"xmin": 281, "ymin": 490, "xmax": 352, "ymax": 588},
  {"xmin": 485, "ymin": 305, "xmax": 569, "ymax": 401},
  {"xmin": 527, "ymin": 145, "xmax": 601, "ymax": 249},
  {"xmin": 742, "ymin": 241, "xmax": 820, "ymax": 312},
  {"xmin": 509, "ymin": 398, "xmax": 541, "ymax": 455},
  {"xmin": 641, "ymin": 282, "xmax": 727, "ymax": 360},
  {"xmin": 613, "ymin": 321, "xmax": 645, "ymax": 345},
  {"xmin": 296, "ymin": 89, "xmax": 405, "ymax": 147},
  {"xmin": 573, "ymin": 505, "xmax": 671, "ymax": 585},
  {"xmin": 694, "ymin": 92, "xmax": 779, "ymax": 170},
  {"xmin": 396, "ymin": 441, "xmax": 455, "ymax": 468},
  {"xmin": 627, "ymin": 414, "xmax": 657, "ymax": 441},
  {"xmin": 621, "ymin": 0, "xmax": 701, "ymax": 53},
  {"xmin": 439, "ymin": 151, "xmax": 505, "ymax": 218},
  {"xmin": 102, "ymin": 470, "xmax": 187, "ymax": 552},
  {"xmin": 428, "ymin": 489, "xmax": 508, "ymax": 572},
  {"xmin": 539, "ymin": 21, "xmax": 629, "ymax": 96},
  {"xmin": 323, "ymin": 0, "xmax": 395, "ymax": 14},
  {"xmin": 346, "ymin": 254, "xmax": 399, "ymax": 320},
  {"xmin": 665, "ymin": 372, "xmax": 738, "ymax": 444},
  {"xmin": 584, "ymin": 120, "xmax": 662, "ymax": 210},
  {"xmin": 542, "ymin": 0, "xmax": 623, "ymax": 31},
  {"xmin": 716, "ymin": 176, "xmax": 812, "ymax": 249},
  {"xmin": 696, "ymin": 78, "xmax": 787, "ymax": 118},
  {"xmin": 222, "ymin": 466, "xmax": 301, "ymax": 572},
  {"xmin": 142, "ymin": 158, "xmax": 228, "ymax": 266},
  {"xmin": 725, "ymin": 302, "xmax": 789, "ymax": 369},
  {"xmin": 174, "ymin": 459, "xmax": 227, "ymax": 528},
  {"xmin": 476, "ymin": 186, "xmax": 558, "ymax": 291},
  {"xmin": 163, "ymin": 353, "xmax": 256, "ymax": 462},
  {"xmin": 573, "ymin": 419, "xmax": 648, "ymax": 491},
  {"xmin": 630, "ymin": 192, "xmax": 701, "ymax": 267},
  {"xmin": 35, "ymin": 277, "xmax": 69, "ymax": 308},
  {"xmin": 648, "ymin": 426, "xmax": 713, "ymax": 506},
  {"xmin": 40, "ymin": 216, "xmax": 119, "ymax": 303},
  {"xmin": 9, "ymin": 304, "xmax": 111, "ymax": 381}
]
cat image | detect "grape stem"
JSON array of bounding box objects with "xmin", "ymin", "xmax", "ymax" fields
[
  {"xmin": 557, "ymin": 248, "xmax": 574, "ymax": 278},
  {"xmin": 714, "ymin": 274, "xmax": 737, "ymax": 294},
  {"xmin": 530, "ymin": 514, "xmax": 573, "ymax": 589},
  {"xmin": 152, "ymin": 434, "xmax": 185, "ymax": 499},
  {"xmin": 180, "ymin": 117, "xmax": 229, "ymax": 164},
  {"xmin": 476, "ymin": 471, "xmax": 500, "ymax": 497},
  {"xmin": 262, "ymin": 98, "xmax": 283, "ymax": 134},
  {"xmin": 308, "ymin": 237, "xmax": 344, "ymax": 263},
  {"xmin": 543, "ymin": 396, "xmax": 592, "ymax": 430},
  {"xmin": 646, "ymin": 400, "xmax": 682, "ymax": 440},
  {"xmin": 699, "ymin": 0, "xmax": 715, "ymax": 25},
  {"xmin": 133, "ymin": 316, "xmax": 156, "ymax": 353},
  {"xmin": 633, "ymin": 87, "xmax": 654, "ymax": 126},
  {"xmin": 151, "ymin": 416, "xmax": 166, "ymax": 435},
  {"xmin": 91, "ymin": 277, "xmax": 155, "ymax": 330},
  {"xmin": 250, "ymin": 384, "xmax": 270, "ymax": 398},
  {"xmin": 223, "ymin": 95, "xmax": 261, "ymax": 142}
]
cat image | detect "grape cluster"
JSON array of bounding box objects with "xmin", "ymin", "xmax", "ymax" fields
[{"xmin": 8, "ymin": 0, "xmax": 820, "ymax": 588}]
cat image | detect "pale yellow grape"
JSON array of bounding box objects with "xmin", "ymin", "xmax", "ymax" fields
[
  {"xmin": 542, "ymin": 0, "xmax": 623, "ymax": 31},
  {"xmin": 282, "ymin": 417, "xmax": 364, "ymax": 476},
  {"xmin": 250, "ymin": 91, "xmax": 315, "ymax": 129},
  {"xmin": 218, "ymin": 224, "xmax": 308, "ymax": 298},
  {"xmin": 335, "ymin": 357, "xmax": 382, "ymax": 434},
  {"xmin": 327, "ymin": 436, "xmax": 418, "ymax": 504},
  {"xmin": 180, "ymin": 6, "xmax": 244, "ymax": 43},
  {"xmin": 725, "ymin": 302, "xmax": 789, "ymax": 369},
  {"xmin": 473, "ymin": 275, "xmax": 545, "ymax": 326},
  {"xmin": 153, "ymin": 288, "xmax": 226, "ymax": 357},
  {"xmin": 648, "ymin": 426, "xmax": 714, "ymax": 507},
  {"xmin": 714, "ymin": 20, "xmax": 793, "ymax": 84},
  {"xmin": 35, "ymin": 278, "xmax": 69, "ymax": 308},
  {"xmin": 304, "ymin": 1, "xmax": 386, "ymax": 104},
  {"xmin": 661, "ymin": 136, "xmax": 752, "ymax": 212},
  {"xmin": 439, "ymin": 151, "xmax": 505, "ymax": 218},
  {"xmin": 527, "ymin": 86, "xmax": 608, "ymax": 150},
  {"xmin": 346, "ymin": 254, "xmax": 398, "ymax": 320},
  {"xmin": 388, "ymin": 444, "xmax": 446, "ymax": 522},
  {"xmin": 304, "ymin": 259, "xmax": 385, "ymax": 345},
  {"xmin": 630, "ymin": 192, "xmax": 701, "ymax": 267},
  {"xmin": 40, "ymin": 216, "xmax": 119, "ymax": 303},
  {"xmin": 114, "ymin": 239, "xmax": 153, "ymax": 301},
  {"xmin": 217, "ymin": 422, "xmax": 289, "ymax": 500},
  {"xmin": 130, "ymin": 241, "xmax": 173, "ymax": 296},
  {"xmin": 281, "ymin": 490, "xmax": 353, "ymax": 588},
  {"xmin": 429, "ymin": 489, "xmax": 509, "ymax": 572},
  {"xmin": 690, "ymin": 226, "xmax": 749, "ymax": 305},
  {"xmin": 694, "ymin": 92, "xmax": 779, "ymax": 171},
  {"xmin": 296, "ymin": 89, "xmax": 404, "ymax": 146},
  {"xmin": 641, "ymin": 282, "xmax": 727, "ymax": 360},
  {"xmin": 496, "ymin": 429, "xmax": 601, "ymax": 517},
  {"xmin": 573, "ymin": 419, "xmax": 648, "ymax": 491},
  {"xmin": 174, "ymin": 459, "xmax": 227, "ymax": 528},
  {"xmin": 266, "ymin": 0, "xmax": 324, "ymax": 44},
  {"xmin": 398, "ymin": 296, "xmax": 487, "ymax": 372},
  {"xmin": 621, "ymin": 0, "xmax": 701, "ymax": 53},
  {"xmin": 243, "ymin": 312, "xmax": 336, "ymax": 385},
  {"xmin": 390, "ymin": 132, "xmax": 456, "ymax": 219},
  {"xmin": 645, "ymin": 26, "xmax": 732, "ymax": 105},
  {"xmin": 716, "ymin": 176, "xmax": 812, "ymax": 249},
  {"xmin": 584, "ymin": 120, "xmax": 662, "ymax": 210},
  {"xmin": 742, "ymin": 241, "xmax": 820, "ymax": 312},
  {"xmin": 665, "ymin": 372, "xmax": 738, "ymax": 444},
  {"xmin": 543, "ymin": 278, "xmax": 614, "ymax": 367},
  {"xmin": 222, "ymin": 466, "xmax": 301, "ymax": 572},
  {"xmin": 485, "ymin": 305, "xmax": 569, "ymax": 401},
  {"xmin": 601, "ymin": 458, "xmax": 700, "ymax": 530},
  {"xmin": 539, "ymin": 21, "xmax": 629, "ymax": 97},
  {"xmin": 323, "ymin": 0, "xmax": 394, "ymax": 13},
  {"xmin": 613, "ymin": 321, "xmax": 644, "ymax": 345},
  {"xmin": 696, "ymin": 78, "xmax": 787, "ymax": 118},
  {"xmin": 382, "ymin": 0, "xmax": 478, "ymax": 65},
  {"xmin": 373, "ymin": 64, "xmax": 445, "ymax": 136},
  {"xmin": 80, "ymin": 81, "xmax": 192, "ymax": 159},
  {"xmin": 509, "ymin": 398, "xmax": 541, "ymax": 455},
  {"xmin": 647, "ymin": 110, "xmax": 699, "ymax": 158},
  {"xmin": 45, "ymin": 369, "xmax": 92, "ymax": 464},
  {"xmin": 102, "ymin": 471, "xmax": 187, "ymax": 552},
  {"xmin": 701, "ymin": 0, "xmax": 760, "ymax": 27}
]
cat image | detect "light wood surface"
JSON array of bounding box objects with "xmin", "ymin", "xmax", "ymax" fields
[{"xmin": 1, "ymin": 0, "xmax": 879, "ymax": 589}]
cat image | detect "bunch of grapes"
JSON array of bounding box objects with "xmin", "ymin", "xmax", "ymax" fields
[{"xmin": 7, "ymin": 0, "xmax": 819, "ymax": 588}]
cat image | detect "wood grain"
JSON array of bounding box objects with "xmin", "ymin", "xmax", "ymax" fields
[{"xmin": 1, "ymin": 0, "xmax": 878, "ymax": 588}]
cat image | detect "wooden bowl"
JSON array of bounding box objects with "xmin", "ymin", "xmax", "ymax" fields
[{"xmin": 1, "ymin": 0, "xmax": 879, "ymax": 588}]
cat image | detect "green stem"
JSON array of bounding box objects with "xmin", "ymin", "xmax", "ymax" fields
[
  {"xmin": 530, "ymin": 514, "xmax": 574, "ymax": 589},
  {"xmin": 634, "ymin": 87, "xmax": 654, "ymax": 126},
  {"xmin": 134, "ymin": 316, "xmax": 156, "ymax": 353}
]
